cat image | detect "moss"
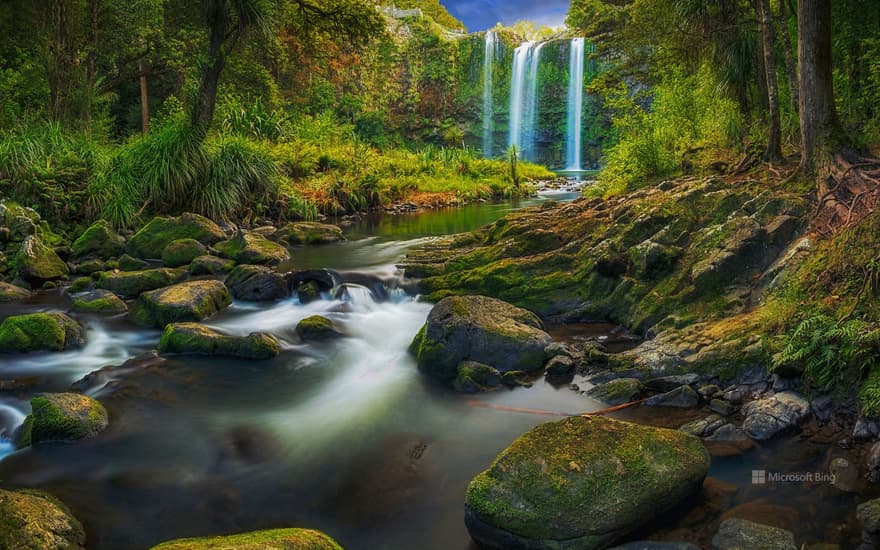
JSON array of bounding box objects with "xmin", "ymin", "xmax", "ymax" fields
[
  {"xmin": 97, "ymin": 267, "xmax": 187, "ymax": 297},
  {"xmin": 215, "ymin": 232, "xmax": 290, "ymax": 265},
  {"xmin": 15, "ymin": 393, "xmax": 109, "ymax": 447},
  {"xmin": 295, "ymin": 315, "xmax": 342, "ymax": 340},
  {"xmin": 587, "ymin": 378, "xmax": 643, "ymax": 405},
  {"xmin": 0, "ymin": 282, "xmax": 31, "ymax": 302},
  {"xmin": 0, "ymin": 488, "xmax": 86, "ymax": 549},
  {"xmin": 274, "ymin": 222, "xmax": 345, "ymax": 245},
  {"xmin": 14, "ymin": 234, "xmax": 69, "ymax": 284},
  {"xmin": 158, "ymin": 323, "xmax": 279, "ymax": 360},
  {"xmin": 130, "ymin": 280, "xmax": 231, "ymax": 328},
  {"xmin": 71, "ymin": 219, "xmax": 125, "ymax": 259},
  {"xmin": 162, "ymin": 239, "xmax": 207, "ymax": 268},
  {"xmin": 72, "ymin": 291, "xmax": 128, "ymax": 315},
  {"xmin": 74, "ymin": 258, "xmax": 107, "ymax": 275},
  {"xmin": 0, "ymin": 313, "xmax": 84, "ymax": 353},
  {"xmin": 150, "ymin": 528, "xmax": 342, "ymax": 550},
  {"xmin": 188, "ymin": 255, "xmax": 235, "ymax": 276},
  {"xmin": 127, "ymin": 213, "xmax": 225, "ymax": 259},
  {"xmin": 454, "ymin": 362, "xmax": 501, "ymax": 392},
  {"xmin": 68, "ymin": 276, "xmax": 93, "ymax": 293},
  {"xmin": 118, "ymin": 254, "xmax": 149, "ymax": 271}
]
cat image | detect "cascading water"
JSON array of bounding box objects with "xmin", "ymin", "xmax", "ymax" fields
[
  {"xmin": 565, "ymin": 37, "xmax": 586, "ymax": 171},
  {"xmin": 522, "ymin": 42, "xmax": 545, "ymax": 162},
  {"xmin": 508, "ymin": 41, "xmax": 534, "ymax": 154},
  {"xmin": 482, "ymin": 31, "xmax": 497, "ymax": 158}
]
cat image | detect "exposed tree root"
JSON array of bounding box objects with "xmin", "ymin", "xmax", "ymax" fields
[{"xmin": 812, "ymin": 151, "xmax": 880, "ymax": 235}]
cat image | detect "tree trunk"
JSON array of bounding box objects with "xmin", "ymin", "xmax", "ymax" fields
[
  {"xmin": 758, "ymin": 0, "xmax": 781, "ymax": 160},
  {"xmin": 139, "ymin": 62, "xmax": 150, "ymax": 134},
  {"xmin": 798, "ymin": 0, "xmax": 839, "ymax": 175},
  {"xmin": 190, "ymin": 1, "xmax": 232, "ymax": 138},
  {"xmin": 777, "ymin": 0, "xmax": 798, "ymax": 114},
  {"xmin": 85, "ymin": 0, "xmax": 98, "ymax": 121}
]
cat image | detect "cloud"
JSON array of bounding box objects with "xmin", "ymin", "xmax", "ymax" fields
[{"xmin": 443, "ymin": 0, "xmax": 570, "ymax": 31}]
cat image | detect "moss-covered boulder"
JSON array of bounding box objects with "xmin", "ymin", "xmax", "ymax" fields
[
  {"xmin": 0, "ymin": 489, "xmax": 86, "ymax": 549},
  {"xmin": 97, "ymin": 267, "xmax": 187, "ymax": 297},
  {"xmin": 71, "ymin": 219, "xmax": 125, "ymax": 260},
  {"xmin": 73, "ymin": 258, "xmax": 107, "ymax": 275},
  {"xmin": 465, "ymin": 416, "xmax": 710, "ymax": 549},
  {"xmin": 274, "ymin": 222, "xmax": 345, "ymax": 245},
  {"xmin": 127, "ymin": 213, "xmax": 226, "ymax": 259},
  {"xmin": 711, "ymin": 518, "xmax": 796, "ymax": 550},
  {"xmin": 0, "ymin": 313, "xmax": 85, "ymax": 353},
  {"xmin": 587, "ymin": 378, "xmax": 643, "ymax": 405},
  {"xmin": 15, "ymin": 235, "xmax": 68, "ymax": 285},
  {"xmin": 15, "ymin": 393, "xmax": 108, "ymax": 447},
  {"xmin": 454, "ymin": 361, "xmax": 502, "ymax": 393},
  {"xmin": 295, "ymin": 315, "xmax": 343, "ymax": 340},
  {"xmin": 68, "ymin": 276, "xmax": 94, "ymax": 293},
  {"xmin": 410, "ymin": 295, "xmax": 552, "ymax": 381},
  {"xmin": 225, "ymin": 264, "xmax": 290, "ymax": 301},
  {"xmin": 130, "ymin": 280, "xmax": 231, "ymax": 327},
  {"xmin": 118, "ymin": 253, "xmax": 149, "ymax": 271},
  {"xmin": 189, "ymin": 255, "xmax": 235, "ymax": 276},
  {"xmin": 161, "ymin": 239, "xmax": 207, "ymax": 268},
  {"xmin": 158, "ymin": 323, "xmax": 279, "ymax": 360},
  {"xmin": 0, "ymin": 282, "xmax": 31, "ymax": 302},
  {"xmin": 150, "ymin": 528, "xmax": 342, "ymax": 550},
  {"xmin": 72, "ymin": 290, "xmax": 128, "ymax": 315},
  {"xmin": 215, "ymin": 231, "xmax": 290, "ymax": 265}
]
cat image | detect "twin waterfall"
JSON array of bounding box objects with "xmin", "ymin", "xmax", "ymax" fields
[{"xmin": 482, "ymin": 33, "xmax": 588, "ymax": 170}]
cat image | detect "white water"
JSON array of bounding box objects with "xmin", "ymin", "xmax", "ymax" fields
[
  {"xmin": 482, "ymin": 31, "xmax": 497, "ymax": 157},
  {"xmin": 565, "ymin": 38, "xmax": 586, "ymax": 171},
  {"xmin": 522, "ymin": 42, "xmax": 545, "ymax": 162},
  {"xmin": 508, "ymin": 41, "xmax": 534, "ymax": 154}
]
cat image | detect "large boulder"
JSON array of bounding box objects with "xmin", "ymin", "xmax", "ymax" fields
[
  {"xmin": 72, "ymin": 290, "xmax": 128, "ymax": 315},
  {"xmin": 215, "ymin": 231, "xmax": 290, "ymax": 265},
  {"xmin": 0, "ymin": 281, "xmax": 31, "ymax": 302},
  {"xmin": 741, "ymin": 391, "xmax": 810, "ymax": 440},
  {"xmin": 130, "ymin": 280, "xmax": 231, "ymax": 328},
  {"xmin": 188, "ymin": 255, "xmax": 235, "ymax": 276},
  {"xmin": 465, "ymin": 416, "xmax": 710, "ymax": 550},
  {"xmin": 150, "ymin": 528, "xmax": 342, "ymax": 550},
  {"xmin": 410, "ymin": 295, "xmax": 552, "ymax": 381},
  {"xmin": 0, "ymin": 313, "xmax": 85, "ymax": 353},
  {"xmin": 97, "ymin": 267, "xmax": 187, "ymax": 297},
  {"xmin": 161, "ymin": 238, "xmax": 207, "ymax": 268},
  {"xmin": 711, "ymin": 518, "xmax": 796, "ymax": 550},
  {"xmin": 15, "ymin": 235, "xmax": 68, "ymax": 285},
  {"xmin": 225, "ymin": 264, "xmax": 290, "ymax": 301},
  {"xmin": 126, "ymin": 213, "xmax": 226, "ymax": 259},
  {"xmin": 15, "ymin": 392, "xmax": 109, "ymax": 447},
  {"xmin": 158, "ymin": 323, "xmax": 279, "ymax": 360},
  {"xmin": 71, "ymin": 219, "xmax": 125, "ymax": 259},
  {"xmin": 0, "ymin": 489, "xmax": 86, "ymax": 549},
  {"xmin": 274, "ymin": 222, "xmax": 345, "ymax": 245}
]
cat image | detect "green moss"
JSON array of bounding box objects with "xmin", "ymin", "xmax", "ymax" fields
[
  {"xmin": 127, "ymin": 213, "xmax": 225, "ymax": 259},
  {"xmin": 16, "ymin": 393, "xmax": 109, "ymax": 448},
  {"xmin": 97, "ymin": 267, "xmax": 187, "ymax": 297},
  {"xmin": 14, "ymin": 234, "xmax": 69, "ymax": 283},
  {"xmin": 0, "ymin": 489, "xmax": 86, "ymax": 549},
  {"xmin": 0, "ymin": 313, "xmax": 84, "ymax": 353},
  {"xmin": 275, "ymin": 222, "xmax": 344, "ymax": 245},
  {"xmin": 130, "ymin": 280, "xmax": 231, "ymax": 328},
  {"xmin": 188, "ymin": 255, "xmax": 235, "ymax": 276},
  {"xmin": 215, "ymin": 232, "xmax": 290, "ymax": 265},
  {"xmin": 162, "ymin": 239, "xmax": 207, "ymax": 268},
  {"xmin": 150, "ymin": 528, "xmax": 342, "ymax": 550},
  {"xmin": 71, "ymin": 219, "xmax": 125, "ymax": 259},
  {"xmin": 0, "ymin": 282, "xmax": 30, "ymax": 302},
  {"xmin": 72, "ymin": 291, "xmax": 128, "ymax": 314},
  {"xmin": 295, "ymin": 315, "xmax": 341, "ymax": 340},
  {"xmin": 118, "ymin": 254, "xmax": 149, "ymax": 271},
  {"xmin": 158, "ymin": 323, "xmax": 279, "ymax": 360},
  {"xmin": 68, "ymin": 276, "xmax": 93, "ymax": 293}
]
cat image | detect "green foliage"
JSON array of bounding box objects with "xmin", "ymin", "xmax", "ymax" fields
[{"xmin": 860, "ymin": 368, "xmax": 880, "ymax": 418}]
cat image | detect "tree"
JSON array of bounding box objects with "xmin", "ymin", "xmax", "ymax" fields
[{"xmin": 757, "ymin": 0, "xmax": 781, "ymax": 160}]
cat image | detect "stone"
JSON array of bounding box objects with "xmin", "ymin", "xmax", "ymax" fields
[
  {"xmin": 150, "ymin": 528, "xmax": 342, "ymax": 550},
  {"xmin": 454, "ymin": 361, "xmax": 502, "ymax": 393},
  {"xmin": 126, "ymin": 213, "xmax": 226, "ymax": 259},
  {"xmin": 215, "ymin": 231, "xmax": 290, "ymax": 265},
  {"xmin": 464, "ymin": 416, "xmax": 710, "ymax": 550},
  {"xmin": 188, "ymin": 255, "xmax": 235, "ymax": 276},
  {"xmin": 130, "ymin": 280, "xmax": 231, "ymax": 328},
  {"xmin": 501, "ymin": 371, "xmax": 533, "ymax": 388},
  {"xmin": 680, "ymin": 415, "xmax": 726, "ymax": 438},
  {"xmin": 867, "ymin": 442, "xmax": 880, "ymax": 482},
  {"xmin": 158, "ymin": 323, "xmax": 279, "ymax": 360},
  {"xmin": 644, "ymin": 373, "xmax": 701, "ymax": 393},
  {"xmin": 15, "ymin": 234, "xmax": 68, "ymax": 285},
  {"xmin": 118, "ymin": 254, "xmax": 149, "ymax": 271},
  {"xmin": 0, "ymin": 313, "xmax": 85, "ymax": 353},
  {"xmin": 858, "ymin": 498, "xmax": 880, "ymax": 546},
  {"xmin": 630, "ymin": 241, "xmax": 681, "ymax": 279},
  {"xmin": 853, "ymin": 418, "xmax": 880, "ymax": 441},
  {"xmin": 97, "ymin": 267, "xmax": 187, "ymax": 297},
  {"xmin": 0, "ymin": 489, "xmax": 86, "ymax": 549},
  {"xmin": 0, "ymin": 281, "xmax": 31, "ymax": 302},
  {"xmin": 710, "ymin": 398, "xmax": 738, "ymax": 416},
  {"xmin": 290, "ymin": 269, "xmax": 339, "ymax": 292},
  {"xmin": 611, "ymin": 543, "xmax": 701, "ymax": 550},
  {"xmin": 68, "ymin": 276, "xmax": 94, "ymax": 293},
  {"xmin": 225, "ymin": 264, "xmax": 290, "ymax": 301},
  {"xmin": 71, "ymin": 219, "xmax": 125, "ymax": 259},
  {"xmin": 15, "ymin": 393, "xmax": 108, "ymax": 447},
  {"xmin": 410, "ymin": 295, "xmax": 552, "ymax": 381},
  {"xmin": 587, "ymin": 378, "xmax": 643, "ymax": 405},
  {"xmin": 296, "ymin": 280, "xmax": 322, "ymax": 303},
  {"xmin": 645, "ymin": 385, "xmax": 700, "ymax": 408},
  {"xmin": 711, "ymin": 518, "xmax": 796, "ymax": 550},
  {"xmin": 73, "ymin": 258, "xmax": 106, "ymax": 275},
  {"xmin": 829, "ymin": 457, "xmax": 859, "ymax": 492},
  {"xmin": 741, "ymin": 391, "xmax": 811, "ymax": 441},
  {"xmin": 295, "ymin": 315, "xmax": 343, "ymax": 341},
  {"xmin": 274, "ymin": 222, "xmax": 345, "ymax": 245},
  {"xmin": 161, "ymin": 238, "xmax": 207, "ymax": 268},
  {"xmin": 544, "ymin": 342, "xmax": 577, "ymax": 360},
  {"xmin": 545, "ymin": 356, "xmax": 575, "ymax": 378},
  {"xmin": 811, "ymin": 394, "xmax": 834, "ymax": 424},
  {"xmin": 72, "ymin": 290, "xmax": 128, "ymax": 315}
]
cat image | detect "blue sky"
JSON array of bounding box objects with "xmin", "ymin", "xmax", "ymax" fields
[{"xmin": 442, "ymin": 0, "xmax": 570, "ymax": 31}]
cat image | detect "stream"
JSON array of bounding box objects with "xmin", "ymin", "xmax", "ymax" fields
[{"xmin": 0, "ymin": 187, "xmax": 871, "ymax": 549}]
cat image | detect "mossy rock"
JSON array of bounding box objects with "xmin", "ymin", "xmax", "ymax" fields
[
  {"xmin": 587, "ymin": 378, "xmax": 643, "ymax": 405},
  {"xmin": 410, "ymin": 295, "xmax": 551, "ymax": 381},
  {"xmin": 296, "ymin": 280, "xmax": 322, "ymax": 304},
  {"xmin": 274, "ymin": 222, "xmax": 345, "ymax": 245},
  {"xmin": 15, "ymin": 235, "xmax": 69, "ymax": 285},
  {"xmin": 96, "ymin": 267, "xmax": 187, "ymax": 298},
  {"xmin": 72, "ymin": 290, "xmax": 128, "ymax": 315},
  {"xmin": 68, "ymin": 276, "xmax": 94, "ymax": 293},
  {"xmin": 189, "ymin": 255, "xmax": 235, "ymax": 276},
  {"xmin": 127, "ymin": 213, "xmax": 226, "ymax": 259},
  {"xmin": 118, "ymin": 254, "xmax": 149, "ymax": 272},
  {"xmin": 225, "ymin": 265, "xmax": 290, "ymax": 302},
  {"xmin": 71, "ymin": 219, "xmax": 125, "ymax": 260},
  {"xmin": 162, "ymin": 239, "xmax": 207, "ymax": 268},
  {"xmin": 15, "ymin": 392, "xmax": 109, "ymax": 447},
  {"xmin": 150, "ymin": 528, "xmax": 342, "ymax": 550},
  {"xmin": 465, "ymin": 416, "xmax": 710, "ymax": 549},
  {"xmin": 0, "ymin": 488, "xmax": 86, "ymax": 549},
  {"xmin": 158, "ymin": 323, "xmax": 279, "ymax": 360},
  {"xmin": 295, "ymin": 315, "xmax": 343, "ymax": 340},
  {"xmin": 73, "ymin": 258, "xmax": 107, "ymax": 275},
  {"xmin": 0, "ymin": 281, "xmax": 31, "ymax": 302},
  {"xmin": 0, "ymin": 313, "xmax": 85, "ymax": 353},
  {"xmin": 130, "ymin": 280, "xmax": 231, "ymax": 328},
  {"xmin": 215, "ymin": 231, "xmax": 290, "ymax": 266},
  {"xmin": 453, "ymin": 361, "xmax": 502, "ymax": 393}
]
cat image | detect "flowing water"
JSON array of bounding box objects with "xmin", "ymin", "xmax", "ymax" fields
[
  {"xmin": 0, "ymin": 189, "xmax": 871, "ymax": 548},
  {"xmin": 566, "ymin": 38, "xmax": 586, "ymax": 171},
  {"xmin": 508, "ymin": 41, "xmax": 534, "ymax": 155},
  {"xmin": 481, "ymin": 31, "xmax": 497, "ymax": 158}
]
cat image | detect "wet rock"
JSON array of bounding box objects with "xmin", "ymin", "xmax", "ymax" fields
[
  {"xmin": 454, "ymin": 362, "xmax": 502, "ymax": 393},
  {"xmin": 71, "ymin": 219, "xmax": 125, "ymax": 260},
  {"xmin": 0, "ymin": 488, "xmax": 86, "ymax": 549},
  {"xmin": 630, "ymin": 241, "xmax": 681, "ymax": 279},
  {"xmin": 118, "ymin": 253, "xmax": 149, "ymax": 271},
  {"xmin": 811, "ymin": 394, "xmax": 834, "ymax": 424},
  {"xmin": 161, "ymin": 238, "xmax": 206, "ymax": 268},
  {"xmin": 188, "ymin": 254, "xmax": 235, "ymax": 276},
  {"xmin": 150, "ymin": 528, "xmax": 342, "ymax": 550},
  {"xmin": 867, "ymin": 442, "xmax": 880, "ymax": 482},
  {"xmin": 274, "ymin": 222, "xmax": 345, "ymax": 245},
  {"xmin": 644, "ymin": 373, "xmax": 701, "ymax": 393},
  {"xmin": 645, "ymin": 385, "xmax": 700, "ymax": 408},
  {"xmin": 158, "ymin": 323, "xmax": 279, "ymax": 360},
  {"xmin": 15, "ymin": 234, "xmax": 68, "ymax": 285},
  {"xmin": 610, "ymin": 543, "xmax": 700, "ymax": 550},
  {"xmin": 741, "ymin": 391, "xmax": 810, "ymax": 441},
  {"xmin": 501, "ymin": 371, "xmax": 533, "ymax": 388},
  {"xmin": 290, "ymin": 269, "xmax": 339, "ymax": 292},
  {"xmin": 770, "ymin": 373, "xmax": 801, "ymax": 392},
  {"xmin": 73, "ymin": 258, "xmax": 106, "ymax": 275},
  {"xmin": 410, "ymin": 295, "xmax": 552, "ymax": 381},
  {"xmin": 295, "ymin": 315, "xmax": 343, "ymax": 341},
  {"xmin": 544, "ymin": 342, "xmax": 577, "ymax": 361},
  {"xmin": 225, "ymin": 265, "xmax": 290, "ymax": 302},
  {"xmin": 68, "ymin": 276, "xmax": 94, "ymax": 293},
  {"xmin": 97, "ymin": 267, "xmax": 187, "ymax": 297},
  {"xmin": 215, "ymin": 230, "xmax": 290, "ymax": 265},
  {"xmin": 712, "ymin": 518, "xmax": 796, "ymax": 550},
  {"xmin": 680, "ymin": 414, "xmax": 726, "ymax": 438},
  {"xmin": 0, "ymin": 281, "xmax": 31, "ymax": 302},
  {"xmin": 464, "ymin": 416, "xmax": 710, "ymax": 550},
  {"xmin": 703, "ymin": 424, "xmax": 754, "ymax": 457},
  {"xmin": 853, "ymin": 418, "xmax": 880, "ymax": 441},
  {"xmin": 296, "ymin": 280, "xmax": 322, "ymax": 304},
  {"xmin": 545, "ymin": 356, "xmax": 575, "ymax": 378},
  {"xmin": 710, "ymin": 399, "xmax": 738, "ymax": 416},
  {"xmin": 127, "ymin": 213, "xmax": 226, "ymax": 259},
  {"xmin": 830, "ymin": 457, "xmax": 859, "ymax": 492},
  {"xmin": 587, "ymin": 378, "xmax": 643, "ymax": 405},
  {"xmin": 0, "ymin": 313, "xmax": 85, "ymax": 353},
  {"xmin": 72, "ymin": 289, "xmax": 128, "ymax": 314},
  {"xmin": 857, "ymin": 498, "xmax": 880, "ymax": 547},
  {"xmin": 15, "ymin": 392, "xmax": 108, "ymax": 447},
  {"xmin": 130, "ymin": 280, "xmax": 231, "ymax": 327}
]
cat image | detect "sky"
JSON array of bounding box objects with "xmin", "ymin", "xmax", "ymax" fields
[{"xmin": 442, "ymin": 0, "xmax": 570, "ymax": 32}]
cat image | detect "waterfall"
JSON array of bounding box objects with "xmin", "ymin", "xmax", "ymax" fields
[
  {"xmin": 482, "ymin": 31, "xmax": 497, "ymax": 158},
  {"xmin": 508, "ymin": 41, "xmax": 533, "ymax": 155},
  {"xmin": 522, "ymin": 42, "xmax": 545, "ymax": 162},
  {"xmin": 565, "ymin": 38, "xmax": 586, "ymax": 171}
]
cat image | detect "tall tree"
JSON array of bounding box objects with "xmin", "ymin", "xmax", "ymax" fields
[
  {"xmin": 757, "ymin": 0, "xmax": 781, "ymax": 160},
  {"xmin": 797, "ymin": 0, "xmax": 838, "ymax": 174}
]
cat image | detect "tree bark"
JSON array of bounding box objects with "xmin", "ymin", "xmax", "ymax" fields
[
  {"xmin": 758, "ymin": 0, "xmax": 781, "ymax": 160},
  {"xmin": 798, "ymin": 0, "xmax": 838, "ymax": 175},
  {"xmin": 191, "ymin": 0, "xmax": 233, "ymax": 138},
  {"xmin": 85, "ymin": 0, "xmax": 98, "ymax": 121},
  {"xmin": 139, "ymin": 62, "xmax": 150, "ymax": 134},
  {"xmin": 777, "ymin": 0, "xmax": 798, "ymax": 114}
]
